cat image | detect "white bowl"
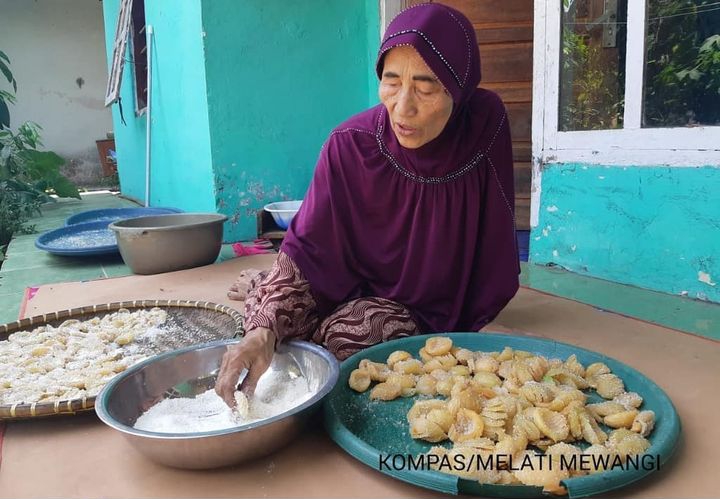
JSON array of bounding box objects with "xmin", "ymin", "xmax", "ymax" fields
[{"xmin": 264, "ymin": 200, "xmax": 302, "ymax": 230}]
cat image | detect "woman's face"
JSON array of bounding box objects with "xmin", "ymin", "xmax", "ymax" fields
[{"xmin": 379, "ymin": 46, "xmax": 453, "ymax": 149}]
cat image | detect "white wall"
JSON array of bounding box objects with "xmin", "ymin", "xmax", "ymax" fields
[{"xmin": 0, "ymin": 0, "xmax": 113, "ymax": 185}]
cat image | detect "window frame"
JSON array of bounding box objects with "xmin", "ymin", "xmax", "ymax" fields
[
  {"xmin": 380, "ymin": 0, "xmax": 409, "ymax": 36},
  {"xmin": 104, "ymin": 0, "xmax": 134, "ymax": 107},
  {"xmin": 533, "ymin": 0, "xmax": 720, "ymax": 168},
  {"xmin": 130, "ymin": 0, "xmax": 148, "ymax": 117}
]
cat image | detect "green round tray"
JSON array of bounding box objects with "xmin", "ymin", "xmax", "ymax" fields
[{"xmin": 323, "ymin": 333, "xmax": 681, "ymax": 498}]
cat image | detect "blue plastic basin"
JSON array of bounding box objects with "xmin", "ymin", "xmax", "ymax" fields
[
  {"xmin": 65, "ymin": 207, "xmax": 183, "ymax": 226},
  {"xmin": 35, "ymin": 221, "xmax": 120, "ymax": 256}
]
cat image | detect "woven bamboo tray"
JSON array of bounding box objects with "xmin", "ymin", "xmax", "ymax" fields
[{"xmin": 0, "ymin": 299, "xmax": 244, "ymax": 421}]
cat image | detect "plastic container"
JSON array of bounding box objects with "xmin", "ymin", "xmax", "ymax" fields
[{"xmin": 263, "ymin": 200, "xmax": 302, "ymax": 230}]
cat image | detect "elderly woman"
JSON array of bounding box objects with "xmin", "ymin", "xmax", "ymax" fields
[{"xmin": 216, "ymin": 3, "xmax": 519, "ymax": 406}]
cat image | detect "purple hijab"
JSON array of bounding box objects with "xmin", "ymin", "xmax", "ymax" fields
[{"xmin": 282, "ymin": 3, "xmax": 519, "ymax": 331}]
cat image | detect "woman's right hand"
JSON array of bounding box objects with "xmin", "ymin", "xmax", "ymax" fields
[{"xmin": 215, "ymin": 327, "xmax": 276, "ymax": 408}]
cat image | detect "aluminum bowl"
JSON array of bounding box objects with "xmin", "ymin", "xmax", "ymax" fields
[
  {"xmin": 109, "ymin": 213, "xmax": 227, "ymax": 275},
  {"xmin": 95, "ymin": 340, "xmax": 339, "ymax": 469}
]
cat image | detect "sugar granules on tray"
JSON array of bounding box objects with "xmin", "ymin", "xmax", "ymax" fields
[{"xmin": 133, "ymin": 367, "xmax": 314, "ymax": 433}]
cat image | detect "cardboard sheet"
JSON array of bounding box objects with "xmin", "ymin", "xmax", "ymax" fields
[{"xmin": 1, "ymin": 255, "xmax": 718, "ymax": 498}]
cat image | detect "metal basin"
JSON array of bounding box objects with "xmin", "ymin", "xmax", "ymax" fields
[
  {"xmin": 109, "ymin": 213, "xmax": 227, "ymax": 275},
  {"xmin": 95, "ymin": 340, "xmax": 339, "ymax": 469}
]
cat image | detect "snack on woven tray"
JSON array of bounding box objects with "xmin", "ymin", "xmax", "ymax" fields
[
  {"xmin": 349, "ymin": 336, "xmax": 656, "ymax": 495},
  {"xmin": 0, "ymin": 308, "xmax": 168, "ymax": 405}
]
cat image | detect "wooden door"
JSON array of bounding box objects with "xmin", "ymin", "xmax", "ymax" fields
[{"xmin": 405, "ymin": 0, "xmax": 533, "ymax": 229}]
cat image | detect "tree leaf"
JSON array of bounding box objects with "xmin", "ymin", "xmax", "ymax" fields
[
  {"xmin": 0, "ymin": 89, "xmax": 16, "ymax": 105},
  {"xmin": 22, "ymin": 150, "xmax": 65, "ymax": 179},
  {"xmin": 699, "ymin": 34, "xmax": 720, "ymax": 53},
  {"xmin": 0, "ymin": 143, "xmax": 12, "ymax": 163},
  {"xmin": 49, "ymin": 175, "xmax": 80, "ymax": 199},
  {"xmin": 18, "ymin": 122, "xmax": 42, "ymax": 148},
  {"xmin": 2, "ymin": 179, "xmax": 47, "ymax": 201},
  {"xmin": 0, "ymin": 61, "xmax": 14, "ymax": 87}
]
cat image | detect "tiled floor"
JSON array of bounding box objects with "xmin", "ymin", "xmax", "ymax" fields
[
  {"xmin": 1, "ymin": 192, "xmax": 718, "ymax": 339},
  {"xmin": 520, "ymin": 263, "xmax": 720, "ymax": 340},
  {"xmin": 0, "ymin": 192, "xmax": 236, "ymax": 323}
]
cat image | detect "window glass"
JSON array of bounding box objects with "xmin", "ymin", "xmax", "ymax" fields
[
  {"xmin": 644, "ymin": 0, "xmax": 720, "ymax": 127},
  {"xmin": 559, "ymin": 0, "xmax": 628, "ymax": 130}
]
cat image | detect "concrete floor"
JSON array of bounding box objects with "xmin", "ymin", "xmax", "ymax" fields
[{"xmin": 1, "ymin": 192, "xmax": 718, "ymax": 339}]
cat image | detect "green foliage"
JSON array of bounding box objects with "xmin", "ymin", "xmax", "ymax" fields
[
  {"xmin": 559, "ymin": 30, "xmax": 624, "ymax": 131},
  {"xmin": 0, "ymin": 122, "xmax": 81, "ymax": 249},
  {"xmin": 0, "ymin": 51, "xmax": 80, "ymax": 252},
  {"xmin": 0, "ymin": 51, "xmax": 16, "ymax": 91},
  {"xmin": 0, "ymin": 50, "xmax": 16, "ymax": 129},
  {"xmin": 560, "ymin": 0, "xmax": 719, "ymax": 129},
  {"xmin": 644, "ymin": 0, "xmax": 720, "ymax": 126}
]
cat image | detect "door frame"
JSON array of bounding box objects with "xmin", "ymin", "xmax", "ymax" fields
[{"xmin": 380, "ymin": 0, "xmax": 408, "ymax": 36}]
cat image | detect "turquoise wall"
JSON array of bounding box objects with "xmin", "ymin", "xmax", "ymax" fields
[
  {"xmin": 102, "ymin": 0, "xmax": 216, "ymax": 212},
  {"xmin": 532, "ymin": 164, "xmax": 720, "ymax": 303},
  {"xmin": 201, "ymin": 0, "xmax": 380, "ymax": 241},
  {"xmin": 102, "ymin": 0, "xmax": 145, "ymax": 202},
  {"xmin": 366, "ymin": 0, "xmax": 382, "ymax": 107},
  {"xmin": 103, "ymin": 0, "xmax": 380, "ymax": 241}
]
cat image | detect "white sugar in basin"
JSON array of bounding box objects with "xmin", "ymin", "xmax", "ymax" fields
[{"xmin": 95, "ymin": 340, "xmax": 339, "ymax": 469}]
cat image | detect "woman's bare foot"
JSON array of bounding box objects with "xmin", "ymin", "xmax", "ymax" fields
[{"xmin": 228, "ymin": 269, "xmax": 263, "ymax": 301}]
